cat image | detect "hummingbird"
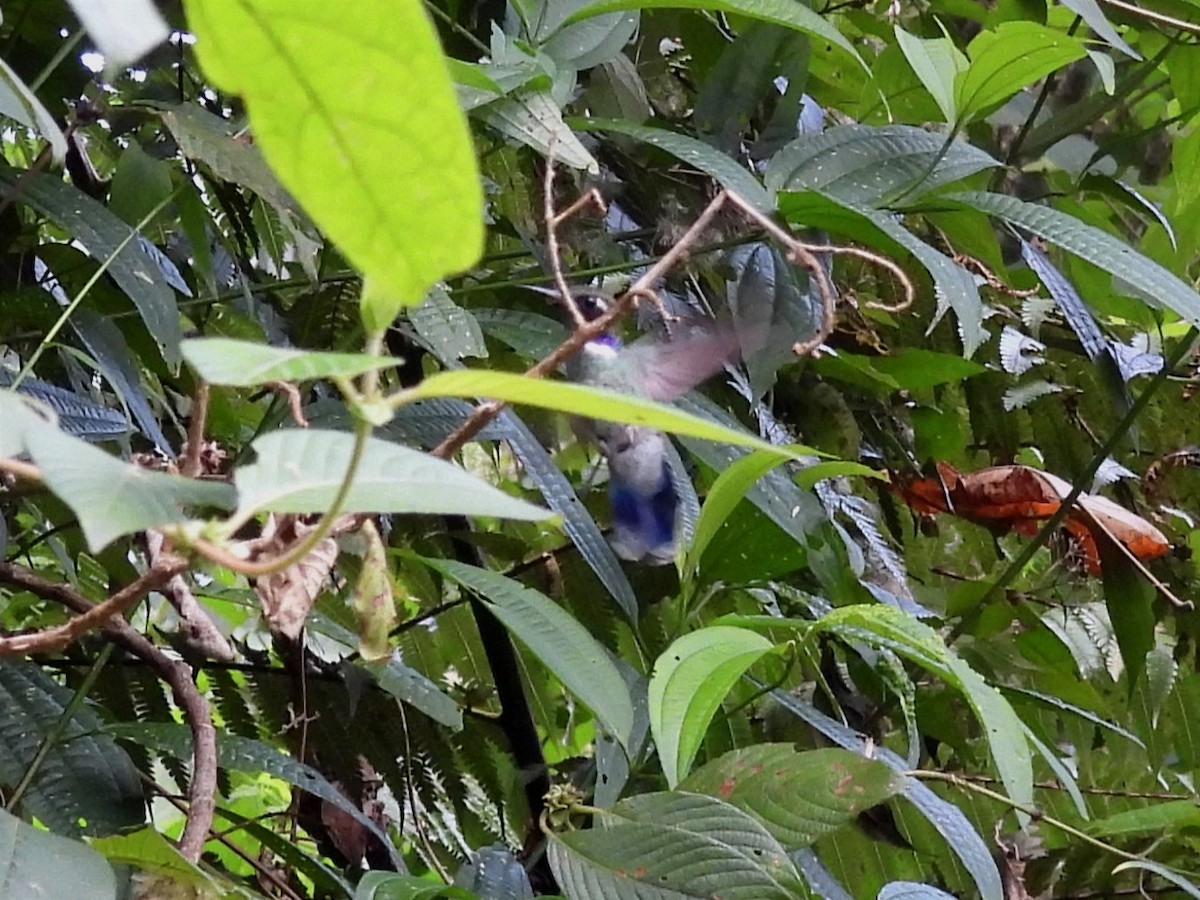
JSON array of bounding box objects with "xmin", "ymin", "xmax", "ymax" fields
[{"xmin": 545, "ymin": 286, "xmax": 750, "ymax": 564}]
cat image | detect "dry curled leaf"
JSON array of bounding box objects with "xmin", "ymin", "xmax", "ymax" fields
[
  {"xmin": 254, "ymin": 514, "xmax": 338, "ymax": 639},
  {"xmin": 896, "ymin": 462, "xmax": 1169, "ymax": 575}
]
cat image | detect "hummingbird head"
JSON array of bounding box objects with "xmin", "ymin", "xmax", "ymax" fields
[
  {"xmin": 569, "ymin": 288, "xmax": 612, "ymax": 323},
  {"xmin": 523, "ymin": 284, "xmax": 613, "ymax": 323}
]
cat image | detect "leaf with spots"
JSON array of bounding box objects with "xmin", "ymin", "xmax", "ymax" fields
[{"xmin": 680, "ymin": 745, "xmax": 906, "ymax": 848}]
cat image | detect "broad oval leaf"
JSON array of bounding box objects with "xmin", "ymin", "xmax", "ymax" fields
[
  {"xmin": 21, "ymin": 416, "xmax": 235, "ymax": 552},
  {"xmin": 233, "ymin": 428, "xmax": 551, "ymax": 521},
  {"xmin": 0, "ymin": 808, "xmax": 117, "ymax": 899},
  {"xmin": 894, "ymin": 26, "xmax": 967, "ymax": 124},
  {"xmin": 185, "ymin": 0, "xmax": 483, "ymax": 305},
  {"xmin": 650, "ymin": 626, "xmax": 776, "ymax": 786},
  {"xmin": 421, "ymin": 557, "xmax": 635, "ymax": 747},
  {"xmin": 955, "ymin": 22, "xmax": 1088, "ymax": 122},
  {"xmin": 182, "ymin": 337, "xmax": 401, "ymax": 386},
  {"xmin": 681, "ymin": 745, "xmax": 906, "ymax": 847},
  {"xmin": 685, "ymin": 449, "xmax": 788, "ymax": 584},
  {"xmin": 765, "ymin": 689, "xmax": 1003, "ymax": 900},
  {"xmin": 548, "ymin": 791, "xmax": 807, "ymax": 899},
  {"xmin": 765, "ymin": 124, "xmax": 999, "ymax": 207}
]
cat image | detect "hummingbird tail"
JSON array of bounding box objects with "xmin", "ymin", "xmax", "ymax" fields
[{"xmin": 608, "ymin": 459, "xmax": 678, "ymax": 564}]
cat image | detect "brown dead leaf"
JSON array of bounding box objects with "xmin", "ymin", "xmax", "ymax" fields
[{"xmin": 254, "ymin": 514, "xmax": 338, "ymax": 639}]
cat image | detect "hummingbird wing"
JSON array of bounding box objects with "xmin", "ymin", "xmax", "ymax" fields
[{"xmin": 619, "ymin": 322, "xmax": 762, "ymax": 402}]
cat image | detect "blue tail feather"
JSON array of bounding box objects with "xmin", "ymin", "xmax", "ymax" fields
[{"xmin": 609, "ymin": 460, "xmax": 677, "ymax": 561}]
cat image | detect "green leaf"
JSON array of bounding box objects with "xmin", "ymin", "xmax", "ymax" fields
[
  {"xmin": 409, "ymin": 285, "xmax": 488, "ymax": 361},
  {"xmin": 809, "ymin": 606, "xmax": 1033, "ymax": 817},
  {"xmin": 765, "ymin": 125, "xmax": 998, "ymax": 207},
  {"xmin": 566, "ymin": 0, "xmax": 865, "ymax": 72},
  {"xmin": 650, "ymin": 626, "xmax": 776, "ymax": 787},
  {"xmin": 1087, "ymin": 800, "xmax": 1200, "ymax": 837},
  {"xmin": 154, "ymin": 102, "xmax": 295, "ymax": 211},
  {"xmin": 0, "ymin": 56, "xmax": 67, "ymax": 161},
  {"xmin": 404, "ymin": 370, "xmax": 819, "ymax": 458},
  {"xmin": 574, "ymin": 117, "xmax": 770, "ymax": 209},
  {"xmin": 786, "ymin": 192, "xmax": 986, "ymax": 356},
  {"xmin": 91, "ymin": 828, "xmax": 236, "ymax": 897},
  {"xmin": 870, "ymin": 349, "xmax": 987, "ymax": 390},
  {"xmin": 955, "ymin": 22, "xmax": 1088, "ymax": 122},
  {"xmin": 19, "ymin": 415, "xmax": 235, "ymax": 552},
  {"xmin": 1098, "ymin": 533, "xmax": 1156, "ymax": 689},
  {"xmin": 548, "ymin": 792, "xmax": 808, "ymax": 898},
  {"xmin": 947, "ymin": 190, "xmax": 1200, "ymax": 326},
  {"xmin": 1111, "ymin": 861, "xmax": 1200, "ymax": 899},
  {"xmin": 421, "ymin": 557, "xmax": 635, "ymax": 747},
  {"xmin": 681, "ymin": 745, "xmax": 906, "ymax": 847},
  {"xmin": 233, "ymin": 429, "xmax": 551, "ymax": 521},
  {"xmin": 685, "ymin": 450, "xmax": 789, "ymax": 584},
  {"xmin": 356, "ymin": 871, "xmax": 477, "ymax": 899},
  {"xmin": 0, "ymin": 808, "xmax": 117, "ymax": 899},
  {"xmin": 0, "ymin": 171, "xmax": 183, "ymax": 366},
  {"xmin": 894, "ymin": 25, "xmax": 967, "ymax": 124},
  {"xmin": 1059, "ymin": 0, "xmax": 1139, "ymax": 59},
  {"xmin": 185, "ymin": 0, "xmax": 483, "ymax": 304},
  {"xmin": 480, "ymin": 91, "xmax": 599, "ymax": 172},
  {"xmin": 181, "ymin": 337, "xmax": 401, "ymax": 386}
]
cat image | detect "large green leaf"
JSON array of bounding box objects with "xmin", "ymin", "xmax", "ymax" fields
[
  {"xmin": 154, "ymin": 102, "xmax": 296, "ymax": 211},
  {"xmin": 681, "ymin": 745, "xmax": 906, "ymax": 847},
  {"xmin": 402, "ymin": 370, "xmax": 819, "ymax": 457},
  {"xmin": 649, "ymin": 626, "xmax": 776, "ymax": 786},
  {"xmin": 777, "ymin": 191, "xmax": 986, "ymax": 355},
  {"xmin": 232, "ymin": 428, "xmax": 551, "ymax": 521},
  {"xmin": 15, "ymin": 410, "xmax": 235, "ymax": 551},
  {"xmin": 0, "ymin": 808, "xmax": 118, "ymax": 900},
  {"xmin": 955, "ymin": 22, "xmax": 1088, "ymax": 122},
  {"xmin": 684, "ymin": 449, "xmax": 789, "ymax": 584},
  {"xmin": 421, "ymin": 557, "xmax": 635, "ymax": 748},
  {"xmin": 766, "ymin": 125, "xmax": 998, "ymax": 207},
  {"xmin": 894, "ymin": 26, "xmax": 967, "ymax": 124},
  {"xmin": 0, "ymin": 170, "xmax": 183, "ymax": 366},
  {"xmin": 548, "ymin": 792, "xmax": 809, "ymax": 898},
  {"xmin": 181, "ymin": 337, "xmax": 401, "ymax": 386},
  {"xmin": 185, "ymin": 0, "xmax": 483, "ymax": 306},
  {"xmin": 947, "ymin": 190, "xmax": 1200, "ymax": 326}
]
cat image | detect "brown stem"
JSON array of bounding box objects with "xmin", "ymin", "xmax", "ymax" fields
[
  {"xmin": 181, "ymin": 380, "xmax": 210, "ymax": 479},
  {"xmin": 0, "ymin": 557, "xmax": 186, "ymax": 655}
]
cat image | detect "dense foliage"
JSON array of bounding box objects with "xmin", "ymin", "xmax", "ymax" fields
[{"xmin": 1, "ymin": 0, "xmax": 1200, "ymax": 897}]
